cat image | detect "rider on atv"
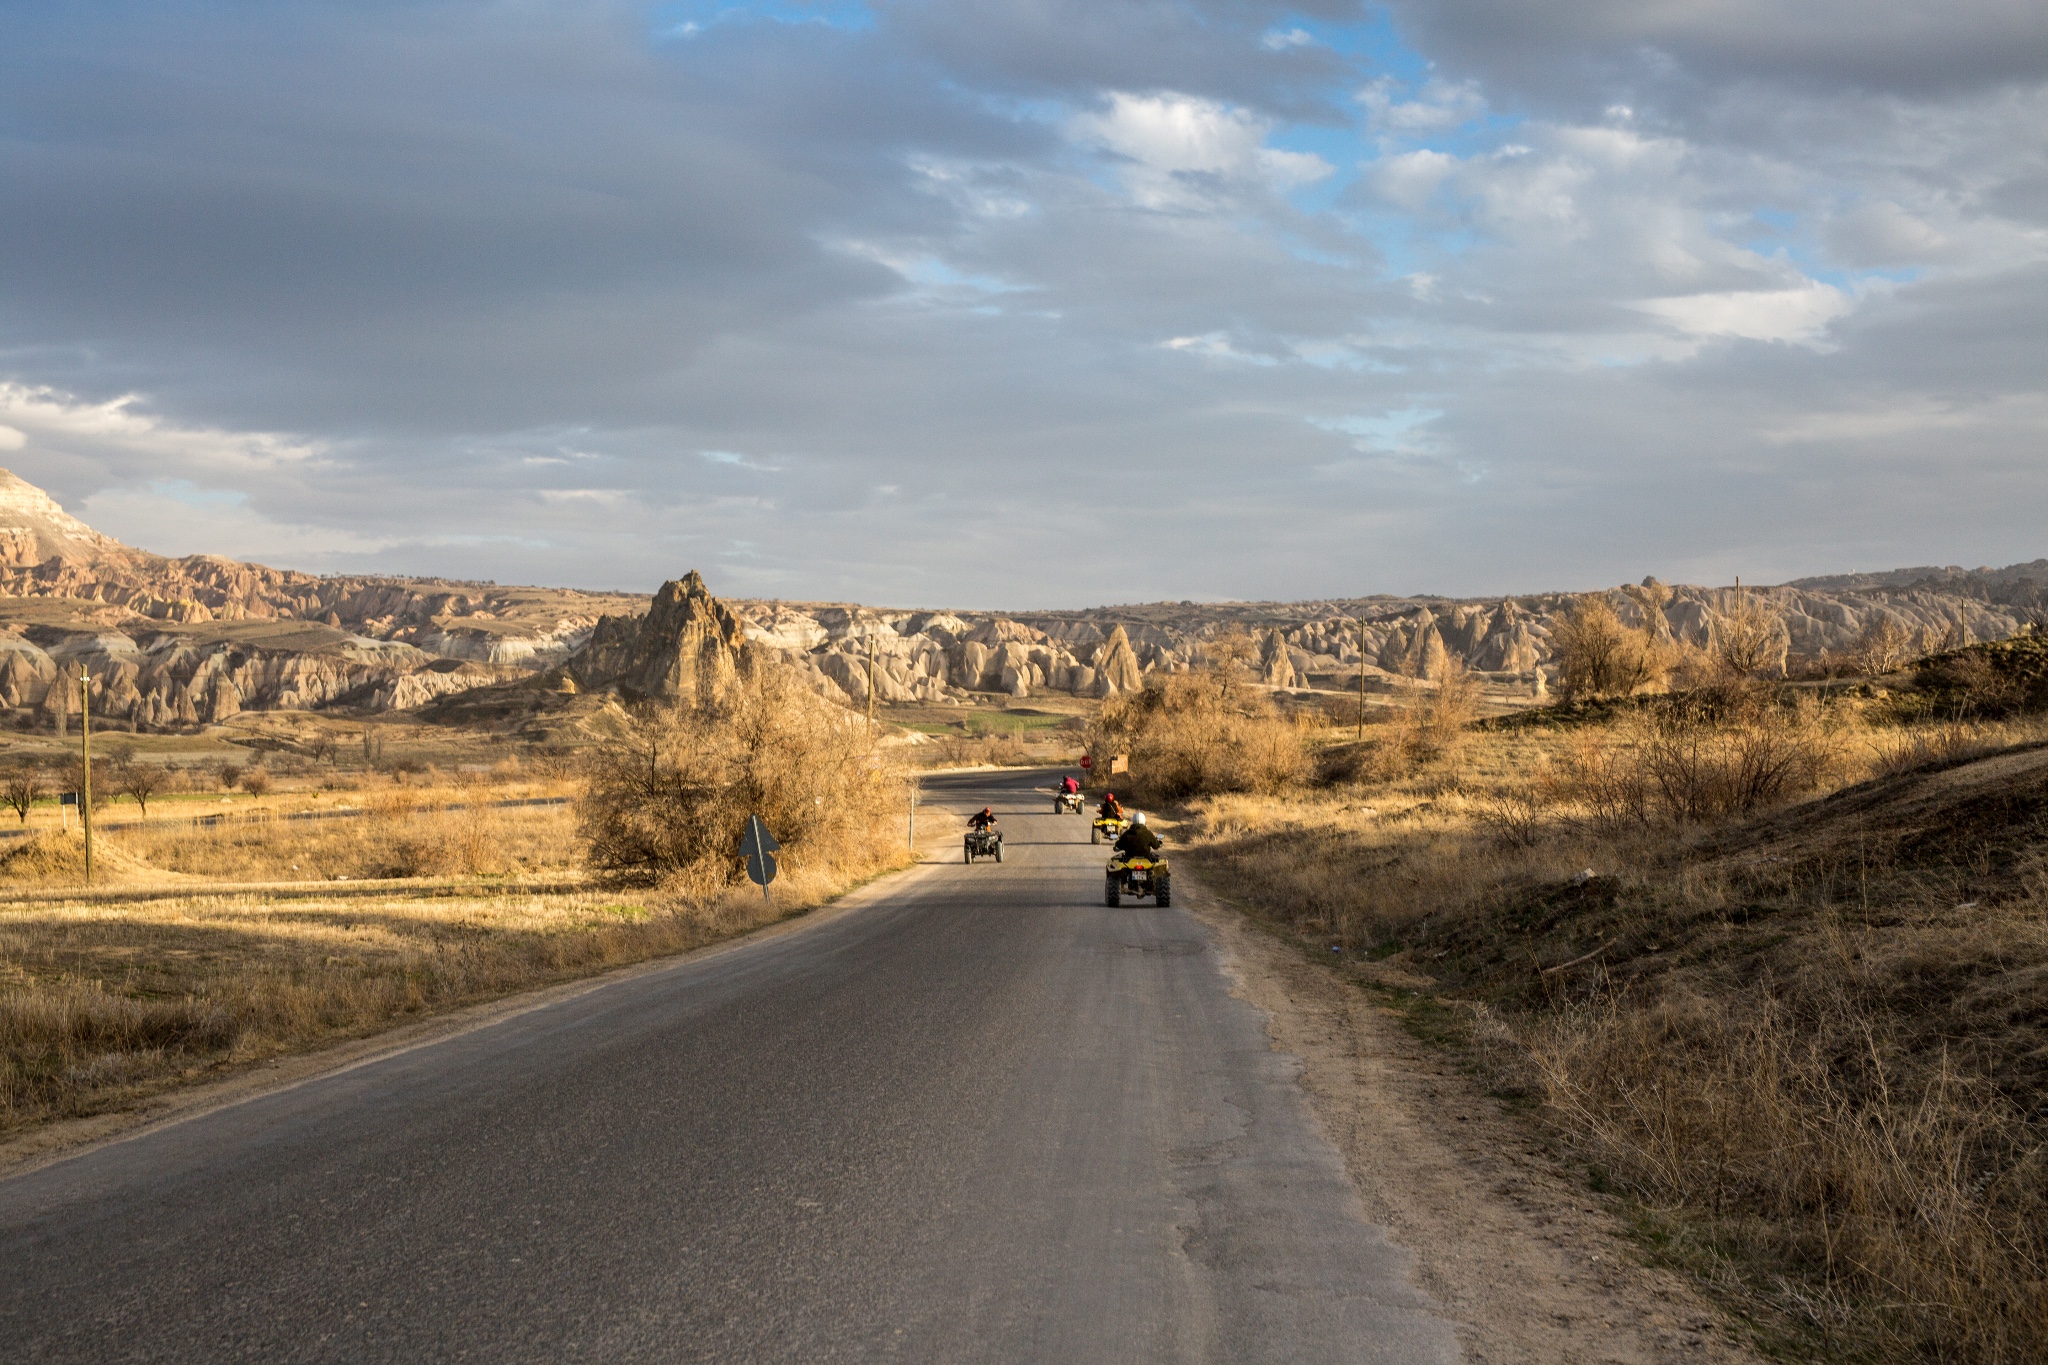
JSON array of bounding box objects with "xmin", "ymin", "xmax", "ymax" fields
[
  {"xmin": 1113, "ymin": 811, "xmax": 1162, "ymax": 859},
  {"xmin": 1060, "ymin": 775, "xmax": 1080, "ymax": 796},
  {"xmin": 970, "ymin": 807, "xmax": 998, "ymax": 832},
  {"xmin": 1097, "ymin": 792, "xmax": 1124, "ymax": 822}
]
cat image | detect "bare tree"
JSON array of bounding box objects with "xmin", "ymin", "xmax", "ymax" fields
[
  {"xmin": 1199, "ymin": 628, "xmax": 1260, "ymax": 702},
  {"xmin": 118, "ymin": 759, "xmax": 167, "ymax": 816},
  {"xmin": 62, "ymin": 756, "xmax": 108, "ymax": 813},
  {"xmin": 1553, "ymin": 598, "xmax": 1666, "ymax": 701},
  {"xmin": 1848, "ymin": 615, "xmax": 1915, "ymax": 675},
  {"xmin": 2, "ymin": 768, "xmax": 45, "ymax": 824},
  {"xmin": 1714, "ymin": 581, "xmax": 1786, "ymax": 681}
]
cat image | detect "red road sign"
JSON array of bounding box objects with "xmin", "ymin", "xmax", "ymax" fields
[{"xmin": 1079, "ymin": 755, "xmax": 1092, "ymax": 769}]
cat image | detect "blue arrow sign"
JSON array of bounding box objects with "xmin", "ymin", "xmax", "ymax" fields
[{"xmin": 740, "ymin": 814, "xmax": 780, "ymax": 888}]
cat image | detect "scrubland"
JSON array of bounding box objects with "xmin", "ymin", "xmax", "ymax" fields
[
  {"xmin": 0, "ymin": 665, "xmax": 922, "ymax": 1141},
  {"xmin": 1140, "ymin": 632, "xmax": 2048, "ymax": 1363}
]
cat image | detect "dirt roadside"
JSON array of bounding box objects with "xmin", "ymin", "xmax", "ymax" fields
[{"xmin": 1183, "ymin": 876, "xmax": 1766, "ymax": 1365}]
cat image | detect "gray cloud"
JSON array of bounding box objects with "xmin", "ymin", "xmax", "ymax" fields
[{"xmin": 0, "ymin": 0, "xmax": 2041, "ymax": 607}]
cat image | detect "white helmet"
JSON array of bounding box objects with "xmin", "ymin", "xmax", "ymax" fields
[{"xmin": 1132, "ymin": 811, "xmax": 1147, "ymax": 825}]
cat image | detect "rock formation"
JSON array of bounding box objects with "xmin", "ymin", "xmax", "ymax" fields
[{"xmin": 569, "ymin": 571, "xmax": 748, "ymax": 704}]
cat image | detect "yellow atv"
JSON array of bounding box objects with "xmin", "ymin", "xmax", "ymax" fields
[
  {"xmin": 1090, "ymin": 814, "xmax": 1128, "ymax": 845},
  {"xmin": 1105, "ymin": 853, "xmax": 1170, "ymax": 907}
]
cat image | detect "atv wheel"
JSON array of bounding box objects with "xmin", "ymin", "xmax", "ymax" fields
[
  {"xmin": 994, "ymin": 842, "xmax": 1003, "ymax": 863},
  {"xmin": 1091, "ymin": 827, "xmax": 1101, "ymax": 844},
  {"xmin": 1155, "ymin": 877, "xmax": 1172, "ymax": 907},
  {"xmin": 1105, "ymin": 877, "xmax": 1120, "ymax": 908},
  {"xmin": 963, "ymin": 842, "xmax": 972, "ymax": 864}
]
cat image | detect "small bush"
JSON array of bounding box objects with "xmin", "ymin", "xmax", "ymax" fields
[{"xmin": 238, "ymin": 768, "xmax": 273, "ymax": 797}]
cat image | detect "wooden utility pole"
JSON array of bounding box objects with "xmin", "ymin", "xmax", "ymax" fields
[
  {"xmin": 866, "ymin": 630, "xmax": 878, "ymax": 732},
  {"xmin": 1356, "ymin": 615, "xmax": 1368, "ymax": 741},
  {"xmin": 80, "ymin": 667, "xmax": 93, "ymax": 886}
]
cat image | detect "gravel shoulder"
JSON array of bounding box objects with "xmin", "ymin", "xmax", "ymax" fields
[{"xmin": 1181, "ymin": 875, "xmax": 1766, "ymax": 1365}]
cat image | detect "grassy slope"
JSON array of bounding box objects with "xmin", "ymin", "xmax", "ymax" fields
[{"xmin": 1182, "ymin": 725, "xmax": 2048, "ymax": 1364}]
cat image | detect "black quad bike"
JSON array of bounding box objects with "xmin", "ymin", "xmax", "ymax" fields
[
  {"xmin": 964, "ymin": 828, "xmax": 1003, "ymax": 863},
  {"xmin": 1105, "ymin": 854, "xmax": 1170, "ymax": 907}
]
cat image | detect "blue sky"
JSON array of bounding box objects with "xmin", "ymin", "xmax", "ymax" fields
[{"xmin": 0, "ymin": 0, "xmax": 2043, "ymax": 606}]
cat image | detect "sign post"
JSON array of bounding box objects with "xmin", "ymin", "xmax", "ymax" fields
[
  {"xmin": 740, "ymin": 815, "xmax": 780, "ymax": 903},
  {"xmin": 80, "ymin": 667, "xmax": 93, "ymax": 887}
]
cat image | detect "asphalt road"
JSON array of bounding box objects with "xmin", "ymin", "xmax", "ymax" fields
[{"xmin": 0, "ymin": 768, "xmax": 1460, "ymax": 1363}]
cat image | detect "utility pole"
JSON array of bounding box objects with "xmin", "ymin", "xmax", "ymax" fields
[
  {"xmin": 866, "ymin": 630, "xmax": 878, "ymax": 733},
  {"xmin": 80, "ymin": 667, "xmax": 93, "ymax": 886},
  {"xmin": 1356, "ymin": 615, "xmax": 1368, "ymax": 741}
]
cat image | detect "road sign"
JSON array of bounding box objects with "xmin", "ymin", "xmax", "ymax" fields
[
  {"xmin": 1079, "ymin": 755, "xmax": 1092, "ymax": 770},
  {"xmin": 740, "ymin": 815, "xmax": 781, "ymax": 893}
]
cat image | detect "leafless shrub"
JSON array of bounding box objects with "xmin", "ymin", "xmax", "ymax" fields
[
  {"xmin": 1543, "ymin": 729, "xmax": 1650, "ymax": 830},
  {"xmin": 1849, "ymin": 615, "xmax": 1918, "ymax": 675},
  {"xmin": 1472, "ymin": 784, "xmax": 1545, "ymax": 846},
  {"xmin": 238, "ymin": 768, "xmax": 273, "ymax": 797},
  {"xmin": 1088, "ymin": 670, "xmax": 1307, "ymax": 802},
  {"xmin": 1635, "ymin": 695, "xmax": 1842, "ymax": 824},
  {"xmin": 1554, "ymin": 598, "xmax": 1668, "ymax": 701},
  {"xmin": 1394, "ymin": 658, "xmax": 1479, "ymax": 766},
  {"xmin": 1713, "ymin": 584, "xmax": 1788, "ymax": 681},
  {"xmin": 580, "ymin": 663, "xmax": 905, "ymax": 896}
]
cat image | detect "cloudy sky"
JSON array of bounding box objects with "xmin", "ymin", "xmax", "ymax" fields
[{"xmin": 0, "ymin": 1, "xmax": 2042, "ymax": 608}]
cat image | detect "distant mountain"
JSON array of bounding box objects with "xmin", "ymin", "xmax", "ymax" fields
[
  {"xmin": 0, "ymin": 466, "xmax": 642, "ymax": 730},
  {"xmin": 0, "ymin": 465, "xmax": 2039, "ymax": 733}
]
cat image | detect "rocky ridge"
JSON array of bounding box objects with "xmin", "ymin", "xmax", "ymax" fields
[{"xmin": 0, "ymin": 466, "xmax": 2041, "ymax": 729}]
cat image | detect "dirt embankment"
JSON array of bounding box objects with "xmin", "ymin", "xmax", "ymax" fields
[{"xmin": 1187, "ymin": 877, "xmax": 1764, "ymax": 1365}]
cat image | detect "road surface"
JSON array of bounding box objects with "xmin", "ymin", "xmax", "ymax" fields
[{"xmin": 0, "ymin": 768, "xmax": 1460, "ymax": 1363}]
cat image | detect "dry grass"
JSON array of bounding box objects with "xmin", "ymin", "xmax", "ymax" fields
[
  {"xmin": 0, "ymin": 670, "xmax": 926, "ymax": 1139},
  {"xmin": 101, "ymin": 796, "xmax": 575, "ymax": 882},
  {"xmin": 1086, "ymin": 669, "xmax": 1308, "ymax": 803},
  {"xmin": 1182, "ymin": 696, "xmax": 2048, "ymax": 1363},
  {"xmin": 0, "ymin": 883, "xmax": 800, "ymax": 1135}
]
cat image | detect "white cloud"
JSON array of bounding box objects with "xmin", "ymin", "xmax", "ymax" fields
[
  {"xmin": 1070, "ymin": 92, "xmax": 1332, "ymax": 207},
  {"xmin": 1163, "ymin": 332, "xmax": 1278, "ymax": 365},
  {"xmin": 0, "ymin": 382, "xmax": 323, "ymax": 474},
  {"xmin": 1260, "ymin": 28, "xmax": 1314, "ymax": 51},
  {"xmin": 0, "ymin": 425, "xmax": 24, "ymax": 452},
  {"xmin": 1636, "ymin": 282, "xmax": 1852, "ymax": 343},
  {"xmin": 1360, "ymin": 77, "xmax": 1486, "ymax": 133},
  {"xmin": 1371, "ymin": 149, "xmax": 1460, "ymax": 211}
]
